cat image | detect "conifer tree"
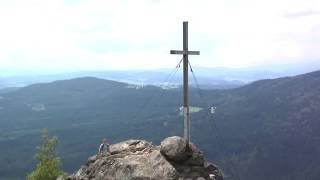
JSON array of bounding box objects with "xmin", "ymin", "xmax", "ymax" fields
[{"xmin": 27, "ymin": 129, "xmax": 65, "ymax": 180}]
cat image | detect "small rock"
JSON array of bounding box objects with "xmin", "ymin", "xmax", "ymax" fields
[
  {"xmin": 87, "ymin": 155, "xmax": 97, "ymax": 165},
  {"xmin": 209, "ymin": 174, "xmax": 216, "ymax": 179},
  {"xmin": 204, "ymin": 162, "xmax": 218, "ymax": 172}
]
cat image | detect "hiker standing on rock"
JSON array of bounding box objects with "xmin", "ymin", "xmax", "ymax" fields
[{"xmin": 98, "ymin": 138, "xmax": 110, "ymax": 155}]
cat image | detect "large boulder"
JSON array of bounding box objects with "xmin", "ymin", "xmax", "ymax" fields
[
  {"xmin": 66, "ymin": 137, "xmax": 223, "ymax": 180},
  {"xmin": 160, "ymin": 136, "xmax": 187, "ymax": 161}
]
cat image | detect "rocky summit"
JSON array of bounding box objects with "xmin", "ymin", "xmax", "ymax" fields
[{"xmin": 66, "ymin": 136, "xmax": 223, "ymax": 180}]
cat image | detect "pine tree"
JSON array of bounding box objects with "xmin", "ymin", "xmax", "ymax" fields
[{"xmin": 27, "ymin": 129, "xmax": 65, "ymax": 180}]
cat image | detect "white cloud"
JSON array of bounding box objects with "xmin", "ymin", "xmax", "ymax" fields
[{"xmin": 0, "ymin": 0, "xmax": 319, "ymax": 74}]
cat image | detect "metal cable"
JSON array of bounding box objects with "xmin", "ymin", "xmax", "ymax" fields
[
  {"xmin": 131, "ymin": 58, "xmax": 183, "ymax": 122},
  {"xmin": 188, "ymin": 61, "xmax": 242, "ymax": 180}
]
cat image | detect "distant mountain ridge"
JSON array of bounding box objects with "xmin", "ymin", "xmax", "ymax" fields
[
  {"xmin": 0, "ymin": 70, "xmax": 319, "ymax": 180},
  {"xmin": 2, "ymin": 63, "xmax": 320, "ymax": 90}
]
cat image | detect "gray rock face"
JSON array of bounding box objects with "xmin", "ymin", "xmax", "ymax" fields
[{"xmin": 66, "ymin": 137, "xmax": 223, "ymax": 180}]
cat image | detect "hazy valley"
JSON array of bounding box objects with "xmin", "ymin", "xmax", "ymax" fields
[{"xmin": 0, "ymin": 70, "xmax": 319, "ymax": 179}]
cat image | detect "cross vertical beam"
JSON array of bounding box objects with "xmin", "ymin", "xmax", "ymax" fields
[
  {"xmin": 170, "ymin": 21, "xmax": 200, "ymax": 144},
  {"xmin": 182, "ymin": 22, "xmax": 189, "ymax": 143}
]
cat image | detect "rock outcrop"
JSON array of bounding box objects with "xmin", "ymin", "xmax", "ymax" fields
[{"xmin": 66, "ymin": 136, "xmax": 223, "ymax": 180}]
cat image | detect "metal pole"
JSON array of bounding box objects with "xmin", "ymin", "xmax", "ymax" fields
[{"xmin": 183, "ymin": 21, "xmax": 190, "ymax": 143}]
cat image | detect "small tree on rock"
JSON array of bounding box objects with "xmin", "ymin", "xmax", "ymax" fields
[{"xmin": 27, "ymin": 129, "xmax": 65, "ymax": 180}]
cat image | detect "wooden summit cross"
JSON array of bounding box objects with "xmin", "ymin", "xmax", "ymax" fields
[{"xmin": 170, "ymin": 21, "xmax": 200, "ymax": 143}]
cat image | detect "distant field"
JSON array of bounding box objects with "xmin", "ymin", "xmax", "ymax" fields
[{"xmin": 189, "ymin": 106, "xmax": 203, "ymax": 113}]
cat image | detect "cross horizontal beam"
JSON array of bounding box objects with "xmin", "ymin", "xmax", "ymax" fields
[{"xmin": 170, "ymin": 50, "xmax": 200, "ymax": 55}]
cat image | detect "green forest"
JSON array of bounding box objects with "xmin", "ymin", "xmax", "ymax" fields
[{"xmin": 0, "ymin": 71, "xmax": 320, "ymax": 180}]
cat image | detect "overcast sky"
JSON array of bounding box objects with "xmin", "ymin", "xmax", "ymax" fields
[{"xmin": 0, "ymin": 0, "xmax": 319, "ymax": 74}]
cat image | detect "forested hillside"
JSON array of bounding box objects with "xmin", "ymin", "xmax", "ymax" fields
[{"xmin": 0, "ymin": 71, "xmax": 319, "ymax": 180}]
